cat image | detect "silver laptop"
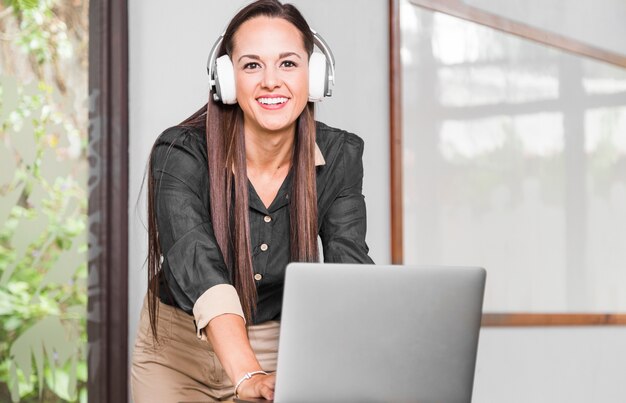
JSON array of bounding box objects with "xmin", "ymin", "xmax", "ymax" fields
[{"xmin": 240, "ymin": 263, "xmax": 486, "ymax": 403}]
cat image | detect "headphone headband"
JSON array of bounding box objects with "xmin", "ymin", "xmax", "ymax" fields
[
  {"xmin": 207, "ymin": 28, "xmax": 335, "ymax": 103},
  {"xmin": 310, "ymin": 28, "xmax": 335, "ymax": 90},
  {"xmin": 206, "ymin": 32, "xmax": 225, "ymax": 95}
]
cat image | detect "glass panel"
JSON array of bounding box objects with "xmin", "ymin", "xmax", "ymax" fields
[
  {"xmin": 0, "ymin": 1, "xmax": 89, "ymax": 401},
  {"xmin": 401, "ymin": 0, "xmax": 626, "ymax": 312}
]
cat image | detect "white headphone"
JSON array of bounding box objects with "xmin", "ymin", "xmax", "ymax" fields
[{"xmin": 206, "ymin": 28, "xmax": 335, "ymax": 105}]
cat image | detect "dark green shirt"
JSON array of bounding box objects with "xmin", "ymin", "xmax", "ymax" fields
[{"xmin": 152, "ymin": 121, "xmax": 373, "ymax": 324}]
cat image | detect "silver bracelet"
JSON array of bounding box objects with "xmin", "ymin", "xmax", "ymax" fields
[{"xmin": 234, "ymin": 370, "xmax": 268, "ymax": 398}]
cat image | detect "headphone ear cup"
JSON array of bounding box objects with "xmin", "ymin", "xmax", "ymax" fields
[
  {"xmin": 215, "ymin": 55, "xmax": 237, "ymax": 104},
  {"xmin": 308, "ymin": 52, "xmax": 327, "ymax": 102}
]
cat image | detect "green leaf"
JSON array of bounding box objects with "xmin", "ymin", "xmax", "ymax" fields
[
  {"xmin": 65, "ymin": 304, "xmax": 85, "ymax": 317},
  {"xmin": 75, "ymin": 359, "xmax": 87, "ymax": 382},
  {"xmin": 44, "ymin": 361, "xmax": 76, "ymax": 401},
  {"xmin": 0, "ymin": 294, "xmax": 14, "ymax": 315},
  {"xmin": 0, "ymin": 183, "xmax": 25, "ymax": 233},
  {"xmin": 9, "ymin": 315, "xmax": 80, "ymax": 398},
  {"xmin": 13, "ymin": 211, "xmax": 49, "ymax": 254},
  {"xmin": 9, "ymin": 360, "xmax": 19, "ymax": 402},
  {"xmin": 3, "ymin": 316, "xmax": 23, "ymax": 332},
  {"xmin": 6, "ymin": 281, "xmax": 28, "ymax": 294},
  {"xmin": 12, "ymin": 0, "xmax": 40, "ymax": 12},
  {"xmin": 79, "ymin": 386, "xmax": 87, "ymax": 403}
]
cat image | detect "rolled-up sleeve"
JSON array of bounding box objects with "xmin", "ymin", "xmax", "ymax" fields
[
  {"xmin": 152, "ymin": 127, "xmax": 244, "ymax": 337},
  {"xmin": 319, "ymin": 134, "xmax": 374, "ymax": 264}
]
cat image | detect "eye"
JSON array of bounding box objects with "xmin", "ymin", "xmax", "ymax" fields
[
  {"xmin": 281, "ymin": 60, "xmax": 298, "ymax": 68},
  {"xmin": 243, "ymin": 62, "xmax": 261, "ymax": 70}
]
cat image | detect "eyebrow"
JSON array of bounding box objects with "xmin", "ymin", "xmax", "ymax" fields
[{"xmin": 237, "ymin": 52, "xmax": 303, "ymax": 63}]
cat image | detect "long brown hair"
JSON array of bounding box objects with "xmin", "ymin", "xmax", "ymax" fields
[{"xmin": 147, "ymin": 0, "xmax": 319, "ymax": 338}]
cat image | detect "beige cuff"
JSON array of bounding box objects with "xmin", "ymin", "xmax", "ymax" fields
[{"xmin": 193, "ymin": 284, "xmax": 245, "ymax": 341}]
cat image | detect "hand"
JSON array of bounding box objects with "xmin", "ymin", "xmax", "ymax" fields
[{"xmin": 236, "ymin": 373, "xmax": 276, "ymax": 400}]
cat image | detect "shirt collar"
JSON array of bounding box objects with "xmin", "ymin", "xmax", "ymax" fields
[{"xmin": 314, "ymin": 143, "xmax": 326, "ymax": 166}]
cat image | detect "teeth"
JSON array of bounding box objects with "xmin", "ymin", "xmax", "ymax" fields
[{"xmin": 258, "ymin": 97, "xmax": 288, "ymax": 105}]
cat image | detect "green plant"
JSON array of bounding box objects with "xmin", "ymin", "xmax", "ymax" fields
[{"xmin": 0, "ymin": 0, "xmax": 88, "ymax": 401}]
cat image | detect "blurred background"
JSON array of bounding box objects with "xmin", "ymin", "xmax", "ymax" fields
[{"xmin": 0, "ymin": 1, "xmax": 88, "ymax": 402}]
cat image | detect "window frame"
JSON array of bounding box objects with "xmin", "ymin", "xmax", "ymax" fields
[{"xmin": 88, "ymin": 0, "xmax": 129, "ymax": 400}]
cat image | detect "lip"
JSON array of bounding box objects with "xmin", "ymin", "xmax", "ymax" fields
[{"xmin": 256, "ymin": 94, "xmax": 290, "ymax": 110}]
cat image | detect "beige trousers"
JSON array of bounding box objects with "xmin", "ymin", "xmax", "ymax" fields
[{"xmin": 131, "ymin": 296, "xmax": 279, "ymax": 403}]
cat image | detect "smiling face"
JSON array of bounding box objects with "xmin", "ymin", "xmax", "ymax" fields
[{"xmin": 230, "ymin": 16, "xmax": 309, "ymax": 137}]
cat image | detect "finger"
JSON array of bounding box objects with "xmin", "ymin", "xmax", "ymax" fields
[{"xmin": 259, "ymin": 384, "xmax": 274, "ymax": 401}]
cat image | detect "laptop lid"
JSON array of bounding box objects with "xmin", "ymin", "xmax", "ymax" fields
[{"xmin": 273, "ymin": 263, "xmax": 486, "ymax": 403}]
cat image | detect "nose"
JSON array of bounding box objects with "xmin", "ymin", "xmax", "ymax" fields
[{"xmin": 261, "ymin": 66, "xmax": 281, "ymax": 90}]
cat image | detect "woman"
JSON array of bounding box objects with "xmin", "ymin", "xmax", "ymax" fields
[{"xmin": 131, "ymin": 1, "xmax": 373, "ymax": 401}]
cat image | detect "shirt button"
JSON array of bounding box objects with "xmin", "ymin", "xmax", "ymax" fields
[
  {"xmin": 264, "ymin": 215, "xmax": 272, "ymax": 223},
  {"xmin": 260, "ymin": 243, "xmax": 268, "ymax": 252},
  {"xmin": 254, "ymin": 273, "xmax": 263, "ymax": 281}
]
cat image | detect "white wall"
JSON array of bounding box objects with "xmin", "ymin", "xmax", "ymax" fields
[
  {"xmin": 464, "ymin": 0, "xmax": 626, "ymax": 56},
  {"xmin": 127, "ymin": 0, "xmax": 390, "ymax": 370},
  {"xmin": 128, "ymin": 1, "xmax": 626, "ymax": 402},
  {"xmin": 474, "ymin": 327, "xmax": 626, "ymax": 402}
]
